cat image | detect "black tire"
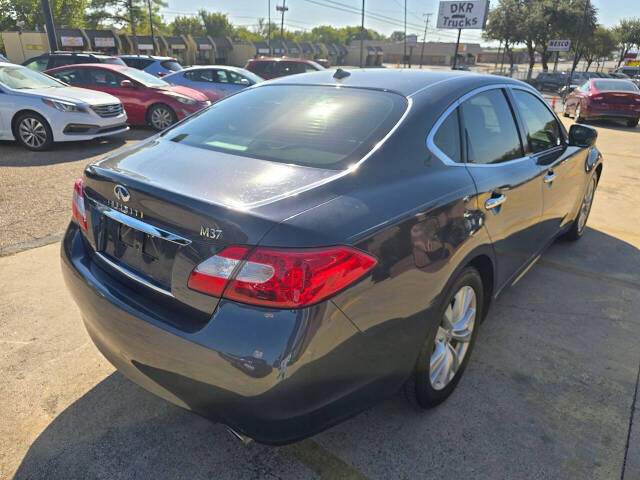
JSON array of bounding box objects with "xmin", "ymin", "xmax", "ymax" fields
[
  {"xmin": 13, "ymin": 112, "xmax": 53, "ymax": 151},
  {"xmin": 147, "ymin": 103, "xmax": 177, "ymax": 131},
  {"xmin": 627, "ymin": 118, "xmax": 639, "ymax": 128},
  {"xmin": 564, "ymin": 174, "xmax": 597, "ymax": 241},
  {"xmin": 405, "ymin": 267, "xmax": 484, "ymax": 409},
  {"xmin": 562, "ymin": 101, "xmax": 570, "ymax": 118}
]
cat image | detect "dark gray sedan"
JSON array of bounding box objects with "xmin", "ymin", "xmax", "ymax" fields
[{"xmin": 61, "ymin": 69, "xmax": 602, "ymax": 444}]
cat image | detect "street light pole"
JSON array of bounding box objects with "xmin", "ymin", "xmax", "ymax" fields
[
  {"xmin": 403, "ymin": 0, "xmax": 407, "ymax": 67},
  {"xmin": 359, "ymin": 0, "xmax": 365, "ymax": 68},
  {"xmin": 277, "ymin": 0, "xmax": 288, "ymax": 43},
  {"xmin": 452, "ymin": 28, "xmax": 461, "ymax": 69},
  {"xmin": 40, "ymin": 0, "xmax": 58, "ymax": 51},
  {"xmin": 418, "ymin": 13, "xmax": 432, "ymax": 69},
  {"xmin": 268, "ymin": 0, "xmax": 271, "ymax": 50},
  {"xmin": 147, "ymin": 0, "xmax": 156, "ymax": 55}
]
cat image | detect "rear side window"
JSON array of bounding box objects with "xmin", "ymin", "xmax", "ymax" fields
[
  {"xmin": 50, "ymin": 68, "xmax": 86, "ymax": 85},
  {"xmin": 166, "ymin": 85, "xmax": 408, "ymax": 170},
  {"xmin": 433, "ymin": 110, "xmax": 462, "ymax": 162},
  {"xmin": 185, "ymin": 69, "xmax": 213, "ymax": 82},
  {"xmin": 24, "ymin": 56, "xmax": 49, "ymax": 71},
  {"xmin": 460, "ymin": 89, "xmax": 522, "ymax": 164},
  {"xmin": 49, "ymin": 56, "xmax": 75, "ymax": 68},
  {"xmin": 161, "ymin": 60, "xmax": 182, "ymax": 72},
  {"xmin": 512, "ymin": 90, "xmax": 562, "ymax": 153},
  {"xmin": 102, "ymin": 57, "xmax": 126, "ymax": 66},
  {"xmin": 249, "ymin": 61, "xmax": 274, "ymax": 75},
  {"xmin": 592, "ymin": 80, "xmax": 638, "ymax": 92}
]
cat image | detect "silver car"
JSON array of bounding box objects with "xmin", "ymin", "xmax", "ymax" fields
[{"xmin": 0, "ymin": 64, "xmax": 128, "ymax": 151}]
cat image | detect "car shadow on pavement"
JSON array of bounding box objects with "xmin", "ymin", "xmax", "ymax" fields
[
  {"xmin": 0, "ymin": 128, "xmax": 153, "ymax": 167},
  {"xmin": 11, "ymin": 228, "xmax": 640, "ymax": 480}
]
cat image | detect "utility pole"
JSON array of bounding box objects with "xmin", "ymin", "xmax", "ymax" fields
[
  {"xmin": 40, "ymin": 0, "xmax": 58, "ymax": 51},
  {"xmin": 452, "ymin": 28, "xmax": 461, "ymax": 69},
  {"xmin": 567, "ymin": 0, "xmax": 589, "ymax": 90},
  {"xmin": 147, "ymin": 0, "xmax": 156, "ymax": 55},
  {"xmin": 128, "ymin": 0, "xmax": 140, "ymax": 55},
  {"xmin": 268, "ymin": 0, "xmax": 271, "ymax": 50},
  {"xmin": 403, "ymin": 0, "xmax": 407, "ymax": 67},
  {"xmin": 277, "ymin": 0, "xmax": 288, "ymax": 43},
  {"xmin": 359, "ymin": 0, "xmax": 365, "ymax": 68},
  {"xmin": 418, "ymin": 13, "xmax": 432, "ymax": 69}
]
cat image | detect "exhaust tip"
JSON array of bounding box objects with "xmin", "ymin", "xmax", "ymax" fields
[{"xmin": 225, "ymin": 426, "xmax": 253, "ymax": 445}]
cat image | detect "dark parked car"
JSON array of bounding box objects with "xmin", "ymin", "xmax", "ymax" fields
[
  {"xmin": 562, "ymin": 78, "xmax": 640, "ymax": 127},
  {"xmin": 244, "ymin": 57, "xmax": 325, "ymax": 79},
  {"xmin": 531, "ymin": 72, "xmax": 568, "ymax": 91},
  {"xmin": 22, "ymin": 51, "xmax": 125, "ymax": 72},
  {"xmin": 62, "ymin": 69, "xmax": 603, "ymax": 445}
]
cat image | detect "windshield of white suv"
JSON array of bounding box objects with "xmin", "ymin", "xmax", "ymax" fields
[{"xmin": 0, "ymin": 66, "xmax": 65, "ymax": 89}]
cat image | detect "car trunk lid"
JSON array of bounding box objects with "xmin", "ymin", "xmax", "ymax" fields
[{"xmin": 80, "ymin": 137, "xmax": 341, "ymax": 320}]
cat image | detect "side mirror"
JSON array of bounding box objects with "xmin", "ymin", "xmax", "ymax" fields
[
  {"xmin": 239, "ymin": 78, "xmax": 251, "ymax": 86},
  {"xmin": 568, "ymin": 124, "xmax": 597, "ymax": 148},
  {"xmin": 120, "ymin": 79, "xmax": 134, "ymax": 88}
]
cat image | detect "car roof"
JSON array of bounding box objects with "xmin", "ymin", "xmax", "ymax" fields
[
  {"xmin": 263, "ymin": 68, "xmax": 523, "ymax": 97},
  {"xmin": 120, "ymin": 55, "xmax": 174, "ymax": 61},
  {"xmin": 45, "ymin": 63, "xmax": 129, "ymax": 72},
  {"xmin": 250, "ymin": 57, "xmax": 315, "ymax": 64}
]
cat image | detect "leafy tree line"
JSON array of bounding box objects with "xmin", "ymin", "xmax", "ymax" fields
[
  {"xmin": 484, "ymin": 0, "xmax": 640, "ymax": 78},
  {"xmin": 0, "ymin": 0, "xmax": 390, "ymax": 45}
]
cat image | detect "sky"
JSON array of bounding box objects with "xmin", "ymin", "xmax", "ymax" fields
[{"xmin": 160, "ymin": 0, "xmax": 638, "ymax": 46}]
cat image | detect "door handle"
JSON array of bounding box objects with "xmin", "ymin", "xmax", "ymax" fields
[
  {"xmin": 485, "ymin": 194, "xmax": 507, "ymax": 211},
  {"xmin": 544, "ymin": 171, "xmax": 556, "ymax": 184}
]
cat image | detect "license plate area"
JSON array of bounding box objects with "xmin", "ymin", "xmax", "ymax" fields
[{"xmin": 101, "ymin": 216, "xmax": 179, "ymax": 289}]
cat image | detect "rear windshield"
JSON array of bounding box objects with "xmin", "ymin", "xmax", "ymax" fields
[
  {"xmin": 102, "ymin": 57, "xmax": 126, "ymax": 66},
  {"xmin": 165, "ymin": 85, "xmax": 408, "ymax": 170},
  {"xmin": 593, "ymin": 80, "xmax": 638, "ymax": 92},
  {"xmin": 161, "ymin": 60, "xmax": 183, "ymax": 72}
]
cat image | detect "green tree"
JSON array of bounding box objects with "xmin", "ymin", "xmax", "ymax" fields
[
  {"xmin": 199, "ymin": 10, "xmax": 233, "ymax": 38},
  {"xmin": 171, "ymin": 15, "xmax": 205, "ymax": 36},
  {"xmin": 308, "ymin": 25, "xmax": 345, "ymax": 44},
  {"xmin": 613, "ymin": 18, "xmax": 640, "ymax": 68},
  {"xmin": 1, "ymin": 0, "xmax": 87, "ymax": 30},
  {"xmin": 389, "ymin": 31, "xmax": 404, "ymax": 42},
  {"xmin": 484, "ymin": 0, "xmax": 525, "ymax": 70},
  {"xmin": 582, "ymin": 26, "xmax": 617, "ymax": 71},
  {"xmin": 86, "ymin": 0, "xmax": 167, "ymax": 35}
]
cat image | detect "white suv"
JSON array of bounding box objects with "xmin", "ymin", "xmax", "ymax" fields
[{"xmin": 0, "ymin": 64, "xmax": 128, "ymax": 151}]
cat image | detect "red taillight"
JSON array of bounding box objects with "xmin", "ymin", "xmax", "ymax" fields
[
  {"xmin": 72, "ymin": 177, "xmax": 88, "ymax": 231},
  {"xmin": 188, "ymin": 246, "xmax": 377, "ymax": 308}
]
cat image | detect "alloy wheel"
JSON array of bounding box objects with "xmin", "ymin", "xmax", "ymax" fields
[
  {"xmin": 577, "ymin": 176, "xmax": 596, "ymax": 233},
  {"xmin": 429, "ymin": 285, "xmax": 477, "ymax": 391},
  {"xmin": 19, "ymin": 117, "xmax": 47, "ymax": 149},
  {"xmin": 151, "ymin": 107, "xmax": 174, "ymax": 130}
]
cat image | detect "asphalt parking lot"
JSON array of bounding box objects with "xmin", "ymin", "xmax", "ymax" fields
[{"xmin": 1, "ymin": 114, "xmax": 640, "ymax": 479}]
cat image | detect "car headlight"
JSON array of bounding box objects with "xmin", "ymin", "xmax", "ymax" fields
[
  {"xmin": 42, "ymin": 98, "xmax": 85, "ymax": 113},
  {"xmin": 165, "ymin": 93, "xmax": 197, "ymax": 105}
]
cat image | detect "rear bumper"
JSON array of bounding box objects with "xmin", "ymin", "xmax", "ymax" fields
[
  {"xmin": 583, "ymin": 106, "xmax": 640, "ymax": 120},
  {"xmin": 60, "ymin": 222, "xmax": 400, "ymax": 444}
]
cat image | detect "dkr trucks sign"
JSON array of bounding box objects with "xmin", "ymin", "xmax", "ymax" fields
[{"xmin": 437, "ymin": 1, "xmax": 489, "ymax": 29}]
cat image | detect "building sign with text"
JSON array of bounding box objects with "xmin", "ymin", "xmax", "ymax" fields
[
  {"xmin": 437, "ymin": 1, "xmax": 488, "ymax": 29},
  {"xmin": 547, "ymin": 39, "xmax": 571, "ymax": 52}
]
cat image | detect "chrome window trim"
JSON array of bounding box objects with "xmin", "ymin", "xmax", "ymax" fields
[
  {"xmin": 427, "ymin": 83, "xmax": 547, "ymax": 169},
  {"xmin": 95, "ymin": 252, "xmax": 174, "ymax": 297}
]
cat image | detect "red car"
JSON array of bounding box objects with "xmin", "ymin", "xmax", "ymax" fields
[
  {"xmin": 244, "ymin": 57, "xmax": 325, "ymax": 79},
  {"xmin": 562, "ymin": 78, "xmax": 640, "ymax": 128},
  {"xmin": 45, "ymin": 64, "xmax": 210, "ymax": 130}
]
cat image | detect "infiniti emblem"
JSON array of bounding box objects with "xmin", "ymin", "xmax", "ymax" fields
[{"xmin": 114, "ymin": 184, "xmax": 130, "ymax": 202}]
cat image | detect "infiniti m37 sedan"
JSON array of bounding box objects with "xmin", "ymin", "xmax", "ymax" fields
[{"xmin": 61, "ymin": 69, "xmax": 602, "ymax": 444}]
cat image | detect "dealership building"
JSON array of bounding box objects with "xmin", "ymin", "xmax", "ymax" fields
[{"xmin": 1, "ymin": 29, "xmax": 481, "ymax": 67}]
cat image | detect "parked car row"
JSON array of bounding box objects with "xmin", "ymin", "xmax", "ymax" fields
[
  {"xmin": 0, "ymin": 51, "xmax": 332, "ymax": 150},
  {"xmin": 0, "ymin": 63, "xmax": 129, "ymax": 150},
  {"xmin": 530, "ymin": 70, "xmax": 631, "ymax": 94}
]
